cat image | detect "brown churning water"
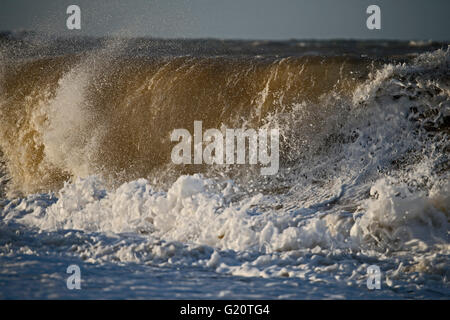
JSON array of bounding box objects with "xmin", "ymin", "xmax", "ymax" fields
[
  {"xmin": 0, "ymin": 47, "xmax": 373, "ymax": 194},
  {"xmin": 0, "ymin": 37, "xmax": 448, "ymax": 195}
]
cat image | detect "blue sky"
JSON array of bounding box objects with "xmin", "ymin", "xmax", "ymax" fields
[{"xmin": 1, "ymin": 0, "xmax": 449, "ymax": 40}]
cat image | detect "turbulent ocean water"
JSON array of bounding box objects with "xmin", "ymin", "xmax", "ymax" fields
[{"xmin": 0, "ymin": 33, "xmax": 449, "ymax": 299}]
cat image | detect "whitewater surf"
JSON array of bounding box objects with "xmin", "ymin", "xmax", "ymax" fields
[{"xmin": 0, "ymin": 35, "xmax": 448, "ymax": 298}]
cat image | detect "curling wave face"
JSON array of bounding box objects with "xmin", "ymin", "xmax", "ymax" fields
[
  {"xmin": 0, "ymin": 49, "xmax": 373, "ymax": 194},
  {"xmin": 0, "ymin": 37, "xmax": 449, "ymax": 298}
]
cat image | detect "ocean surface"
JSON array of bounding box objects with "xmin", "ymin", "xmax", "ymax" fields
[{"xmin": 0, "ymin": 33, "xmax": 449, "ymax": 299}]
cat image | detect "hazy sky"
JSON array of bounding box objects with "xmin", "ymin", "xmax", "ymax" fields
[{"xmin": 1, "ymin": 0, "xmax": 449, "ymax": 40}]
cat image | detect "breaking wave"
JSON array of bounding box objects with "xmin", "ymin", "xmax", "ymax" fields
[{"xmin": 0, "ymin": 39, "xmax": 449, "ymax": 297}]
